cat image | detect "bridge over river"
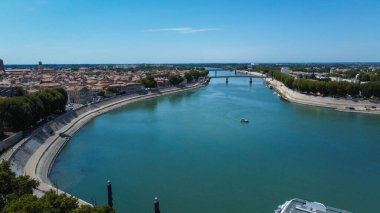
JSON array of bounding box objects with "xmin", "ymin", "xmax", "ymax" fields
[{"xmin": 208, "ymin": 70, "xmax": 269, "ymax": 84}]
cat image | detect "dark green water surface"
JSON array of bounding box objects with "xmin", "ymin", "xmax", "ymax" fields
[{"xmin": 51, "ymin": 71, "xmax": 380, "ymax": 212}]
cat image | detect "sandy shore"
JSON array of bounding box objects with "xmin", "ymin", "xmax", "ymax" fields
[{"xmin": 6, "ymin": 81, "xmax": 206, "ymax": 206}]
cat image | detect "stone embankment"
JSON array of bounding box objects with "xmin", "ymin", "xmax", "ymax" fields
[{"xmin": 1, "ymin": 80, "xmax": 207, "ymax": 205}]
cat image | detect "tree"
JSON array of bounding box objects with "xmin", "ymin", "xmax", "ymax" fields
[
  {"xmin": 97, "ymin": 91, "xmax": 105, "ymax": 97},
  {"xmin": 106, "ymin": 87, "xmax": 118, "ymax": 94},
  {"xmin": 34, "ymin": 90, "xmax": 54, "ymax": 116},
  {"xmin": 199, "ymin": 70, "xmax": 209, "ymax": 77},
  {"xmin": 54, "ymin": 87, "xmax": 68, "ymax": 104},
  {"xmin": 1, "ymin": 194, "xmax": 42, "ymax": 213},
  {"xmin": 140, "ymin": 76, "xmax": 157, "ymax": 88},
  {"xmin": 168, "ymin": 74, "xmax": 184, "ymax": 86},
  {"xmin": 26, "ymin": 94, "xmax": 45, "ymax": 124},
  {"xmin": 2, "ymin": 191, "xmax": 114, "ymax": 213},
  {"xmin": 346, "ymin": 83, "xmax": 360, "ymax": 97},
  {"xmin": 188, "ymin": 70, "xmax": 200, "ymax": 81},
  {"xmin": 11, "ymin": 87, "xmax": 26, "ymax": 97},
  {"xmin": 0, "ymin": 88, "xmax": 68, "ymax": 132},
  {"xmin": 269, "ymin": 71, "xmax": 376, "ymax": 98},
  {"xmin": 361, "ymin": 82, "xmax": 380, "ymax": 98},
  {"xmin": 184, "ymin": 72, "xmax": 193, "ymax": 82},
  {"xmin": 0, "ymin": 161, "xmax": 114, "ymax": 213},
  {"xmin": 0, "ymin": 97, "xmax": 33, "ymax": 131},
  {"xmin": 75, "ymin": 205, "xmax": 115, "ymax": 213},
  {"xmin": 39, "ymin": 190, "xmax": 79, "ymax": 213},
  {"xmin": 0, "ymin": 161, "xmax": 39, "ymax": 211}
]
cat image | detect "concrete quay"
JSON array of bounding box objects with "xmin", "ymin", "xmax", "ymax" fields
[{"xmin": 1, "ymin": 80, "xmax": 207, "ymax": 206}]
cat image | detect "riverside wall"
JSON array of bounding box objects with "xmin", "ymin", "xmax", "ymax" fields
[
  {"xmin": 1, "ymin": 80, "xmax": 207, "ymax": 206},
  {"xmin": 0, "ymin": 132, "xmax": 23, "ymax": 153}
]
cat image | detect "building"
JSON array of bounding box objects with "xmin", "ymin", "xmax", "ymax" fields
[
  {"xmin": 4, "ymin": 68, "xmax": 32, "ymax": 75},
  {"xmin": 107, "ymin": 83, "xmax": 144, "ymax": 94},
  {"xmin": 37, "ymin": 60, "xmax": 44, "ymax": 71},
  {"xmin": 281, "ymin": 67, "xmax": 290, "ymax": 74},
  {"xmin": 0, "ymin": 58, "xmax": 4, "ymax": 71},
  {"xmin": 66, "ymin": 86, "xmax": 93, "ymax": 104}
]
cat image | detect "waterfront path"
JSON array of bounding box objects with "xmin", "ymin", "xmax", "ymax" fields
[
  {"xmin": 264, "ymin": 76, "xmax": 380, "ymax": 114},
  {"xmin": 1, "ymin": 80, "xmax": 207, "ymax": 205},
  {"xmin": 235, "ymin": 71, "xmax": 380, "ymax": 114}
]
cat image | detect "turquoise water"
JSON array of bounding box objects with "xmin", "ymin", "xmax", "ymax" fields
[{"xmin": 51, "ymin": 71, "xmax": 380, "ymax": 213}]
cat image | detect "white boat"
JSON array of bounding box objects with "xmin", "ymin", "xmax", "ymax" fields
[
  {"xmin": 240, "ymin": 118, "xmax": 249, "ymax": 123},
  {"xmin": 275, "ymin": 198, "xmax": 351, "ymax": 213}
]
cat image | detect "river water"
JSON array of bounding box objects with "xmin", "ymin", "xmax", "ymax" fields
[{"xmin": 51, "ymin": 70, "xmax": 380, "ymax": 212}]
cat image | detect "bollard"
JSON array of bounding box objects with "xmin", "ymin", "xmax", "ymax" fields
[
  {"xmin": 154, "ymin": 197, "xmax": 161, "ymax": 213},
  {"xmin": 107, "ymin": 180, "xmax": 113, "ymax": 208}
]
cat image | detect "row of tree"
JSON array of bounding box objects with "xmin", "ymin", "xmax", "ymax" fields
[
  {"xmin": 140, "ymin": 69, "xmax": 209, "ymax": 88},
  {"xmin": 184, "ymin": 70, "xmax": 208, "ymax": 82},
  {"xmin": 269, "ymin": 71, "xmax": 380, "ymax": 98},
  {"xmin": 0, "ymin": 88, "xmax": 68, "ymax": 132},
  {"xmin": 0, "ymin": 161, "xmax": 114, "ymax": 213},
  {"xmin": 289, "ymin": 66, "xmax": 331, "ymax": 73},
  {"xmin": 358, "ymin": 71, "xmax": 380, "ymax": 82},
  {"xmin": 168, "ymin": 69, "xmax": 209, "ymax": 86},
  {"xmin": 168, "ymin": 74, "xmax": 184, "ymax": 85}
]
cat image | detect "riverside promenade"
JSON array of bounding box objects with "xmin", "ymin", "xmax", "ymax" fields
[
  {"xmin": 1, "ymin": 80, "xmax": 207, "ymax": 205},
  {"xmin": 238, "ymin": 71, "xmax": 380, "ymax": 114},
  {"xmin": 263, "ymin": 75, "xmax": 380, "ymax": 114}
]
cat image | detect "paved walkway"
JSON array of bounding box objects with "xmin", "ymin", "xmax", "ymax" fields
[
  {"xmin": 20, "ymin": 82, "xmax": 206, "ymax": 205},
  {"xmin": 264, "ymin": 77, "xmax": 380, "ymax": 114}
]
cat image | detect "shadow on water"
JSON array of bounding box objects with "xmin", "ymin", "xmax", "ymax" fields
[
  {"xmin": 133, "ymin": 98, "xmax": 159, "ymax": 112},
  {"xmin": 108, "ymin": 98, "xmax": 160, "ymax": 114},
  {"xmin": 167, "ymin": 90, "xmax": 195, "ymax": 105}
]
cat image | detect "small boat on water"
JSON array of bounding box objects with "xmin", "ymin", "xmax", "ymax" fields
[
  {"xmin": 240, "ymin": 118, "xmax": 249, "ymax": 123},
  {"xmin": 275, "ymin": 198, "xmax": 351, "ymax": 213}
]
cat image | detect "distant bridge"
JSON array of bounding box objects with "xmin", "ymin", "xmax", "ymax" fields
[
  {"xmin": 209, "ymin": 75, "xmax": 267, "ymax": 79},
  {"xmin": 207, "ymin": 69, "xmax": 270, "ymax": 83},
  {"xmin": 209, "ymin": 75, "xmax": 269, "ymax": 84}
]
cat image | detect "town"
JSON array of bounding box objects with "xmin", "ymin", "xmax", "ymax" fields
[{"xmin": 0, "ymin": 59, "xmax": 208, "ymax": 106}]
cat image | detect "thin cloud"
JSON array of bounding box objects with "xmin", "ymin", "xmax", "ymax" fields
[{"xmin": 144, "ymin": 27, "xmax": 220, "ymax": 34}]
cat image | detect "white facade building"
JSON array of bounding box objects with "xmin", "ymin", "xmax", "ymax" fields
[{"xmin": 281, "ymin": 67, "xmax": 290, "ymax": 74}]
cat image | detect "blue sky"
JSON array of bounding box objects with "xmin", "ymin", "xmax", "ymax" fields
[{"xmin": 1, "ymin": 0, "xmax": 380, "ymax": 64}]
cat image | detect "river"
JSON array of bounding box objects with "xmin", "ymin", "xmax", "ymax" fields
[{"xmin": 51, "ymin": 70, "xmax": 380, "ymax": 212}]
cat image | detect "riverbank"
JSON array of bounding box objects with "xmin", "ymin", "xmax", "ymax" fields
[
  {"xmin": 263, "ymin": 76, "xmax": 380, "ymax": 114},
  {"xmin": 237, "ymin": 71, "xmax": 380, "ymax": 114},
  {"xmin": 2, "ymin": 80, "xmax": 207, "ymax": 205},
  {"xmin": 49, "ymin": 74, "xmax": 380, "ymax": 213}
]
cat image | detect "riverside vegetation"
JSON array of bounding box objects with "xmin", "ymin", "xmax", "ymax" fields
[
  {"xmin": 139, "ymin": 69, "xmax": 209, "ymax": 88},
  {"xmin": 0, "ymin": 161, "xmax": 114, "ymax": 213},
  {"xmin": 0, "ymin": 88, "xmax": 68, "ymax": 137}
]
